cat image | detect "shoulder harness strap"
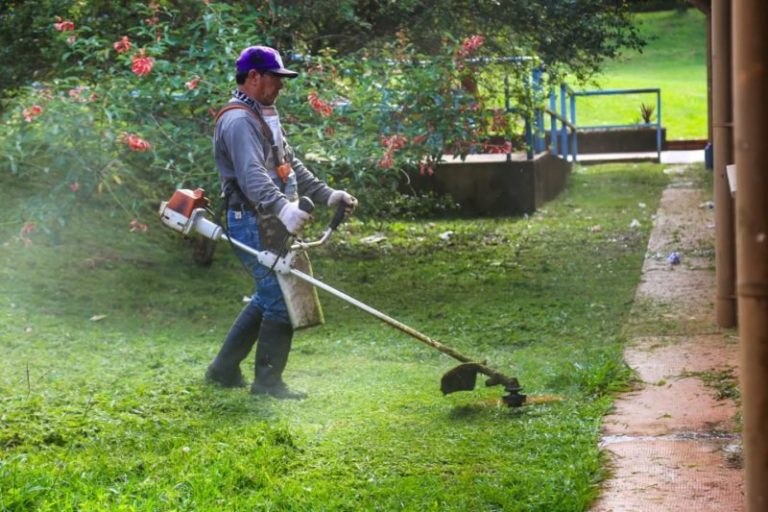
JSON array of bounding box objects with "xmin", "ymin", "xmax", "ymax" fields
[{"xmin": 214, "ymin": 104, "xmax": 276, "ymax": 148}]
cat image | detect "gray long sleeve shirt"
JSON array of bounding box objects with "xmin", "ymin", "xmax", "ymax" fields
[{"xmin": 213, "ymin": 98, "xmax": 334, "ymax": 215}]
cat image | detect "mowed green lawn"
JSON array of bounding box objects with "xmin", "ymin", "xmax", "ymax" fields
[
  {"xmin": 577, "ymin": 8, "xmax": 708, "ymax": 140},
  {"xmin": 0, "ymin": 162, "xmax": 677, "ymax": 511}
]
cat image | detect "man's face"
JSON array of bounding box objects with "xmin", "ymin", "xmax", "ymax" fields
[{"xmin": 249, "ymin": 70, "xmax": 284, "ymax": 106}]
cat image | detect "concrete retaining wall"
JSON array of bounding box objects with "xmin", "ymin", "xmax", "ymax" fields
[{"xmin": 407, "ymin": 152, "xmax": 571, "ymax": 216}]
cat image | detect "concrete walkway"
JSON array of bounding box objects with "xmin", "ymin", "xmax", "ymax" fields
[
  {"xmin": 439, "ymin": 149, "xmax": 706, "ymax": 165},
  {"xmin": 578, "ymin": 149, "xmax": 706, "ymax": 165},
  {"xmin": 591, "ymin": 165, "xmax": 744, "ymax": 511}
]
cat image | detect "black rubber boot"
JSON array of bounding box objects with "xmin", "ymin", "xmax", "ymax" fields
[
  {"xmin": 250, "ymin": 320, "xmax": 307, "ymax": 400},
  {"xmin": 206, "ymin": 304, "xmax": 263, "ymax": 388}
]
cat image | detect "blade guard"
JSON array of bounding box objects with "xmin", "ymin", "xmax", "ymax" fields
[{"xmin": 440, "ymin": 363, "xmax": 481, "ymax": 395}]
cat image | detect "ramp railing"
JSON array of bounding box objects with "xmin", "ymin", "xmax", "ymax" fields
[{"xmin": 565, "ymin": 87, "xmax": 663, "ymax": 162}]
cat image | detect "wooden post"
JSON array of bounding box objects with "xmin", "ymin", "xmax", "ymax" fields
[
  {"xmin": 712, "ymin": 0, "xmax": 737, "ymax": 327},
  {"xmin": 733, "ymin": 0, "xmax": 768, "ymax": 509}
]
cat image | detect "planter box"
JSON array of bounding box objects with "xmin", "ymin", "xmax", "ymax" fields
[
  {"xmin": 579, "ymin": 127, "xmax": 666, "ymax": 153},
  {"xmin": 407, "ymin": 152, "xmax": 571, "ymax": 216},
  {"xmin": 548, "ymin": 127, "xmax": 667, "ymax": 154}
]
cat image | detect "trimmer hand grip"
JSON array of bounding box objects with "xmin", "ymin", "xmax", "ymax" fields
[
  {"xmin": 298, "ymin": 196, "xmax": 315, "ymax": 213},
  {"xmin": 329, "ymin": 202, "xmax": 348, "ymax": 231}
]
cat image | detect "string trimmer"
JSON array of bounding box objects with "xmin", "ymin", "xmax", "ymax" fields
[{"xmin": 158, "ymin": 188, "xmax": 526, "ymax": 407}]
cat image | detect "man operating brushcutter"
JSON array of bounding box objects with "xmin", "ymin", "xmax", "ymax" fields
[{"xmin": 205, "ymin": 45, "xmax": 357, "ymax": 399}]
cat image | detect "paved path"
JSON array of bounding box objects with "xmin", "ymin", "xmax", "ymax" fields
[
  {"xmin": 439, "ymin": 150, "xmax": 706, "ymax": 165},
  {"xmin": 578, "ymin": 150, "xmax": 706, "ymax": 165},
  {"xmin": 591, "ymin": 165, "xmax": 744, "ymax": 511}
]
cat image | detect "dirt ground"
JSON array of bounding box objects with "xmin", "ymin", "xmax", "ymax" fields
[{"xmin": 590, "ymin": 166, "xmax": 744, "ymax": 512}]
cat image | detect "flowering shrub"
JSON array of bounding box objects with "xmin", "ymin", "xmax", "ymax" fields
[{"xmin": 1, "ymin": 2, "xmax": 540, "ymax": 236}]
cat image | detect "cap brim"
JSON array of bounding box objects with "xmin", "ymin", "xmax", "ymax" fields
[{"xmin": 271, "ymin": 68, "xmax": 299, "ymax": 78}]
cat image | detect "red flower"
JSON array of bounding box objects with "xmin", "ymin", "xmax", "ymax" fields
[
  {"xmin": 131, "ymin": 52, "xmax": 154, "ymax": 77},
  {"xmin": 376, "ymin": 133, "xmax": 408, "ymax": 170},
  {"xmin": 130, "ymin": 219, "xmax": 148, "ymax": 233},
  {"xmin": 67, "ymin": 86, "xmax": 95, "ymax": 103},
  {"xmin": 380, "ymin": 134, "xmax": 408, "ymax": 150},
  {"xmin": 70, "ymin": 183, "xmax": 80, "ymax": 193},
  {"xmin": 54, "ymin": 19, "xmax": 75, "ymax": 32},
  {"xmin": 307, "ymin": 64, "xmax": 325, "ymax": 75},
  {"xmin": 23, "ymin": 105, "xmax": 43, "ymax": 122},
  {"xmin": 20, "ymin": 222, "xmax": 36, "ymax": 248},
  {"xmin": 454, "ymin": 34, "xmax": 485, "ymax": 69},
  {"xmin": 307, "ymin": 92, "xmax": 333, "ymax": 117},
  {"xmin": 123, "ymin": 133, "xmax": 152, "ymax": 152},
  {"xmin": 185, "ymin": 76, "xmax": 200, "ymax": 90},
  {"xmin": 483, "ymin": 140, "xmax": 512, "ymax": 154},
  {"xmin": 419, "ymin": 161, "xmax": 435, "ymax": 176},
  {"xmin": 457, "ymin": 35, "xmax": 485, "ymax": 58},
  {"xmin": 68, "ymin": 86, "xmax": 84, "ymax": 98},
  {"xmin": 21, "ymin": 222, "xmax": 36, "ymax": 236},
  {"xmin": 113, "ymin": 36, "xmax": 132, "ymax": 54},
  {"xmin": 376, "ymin": 153, "xmax": 394, "ymax": 169}
]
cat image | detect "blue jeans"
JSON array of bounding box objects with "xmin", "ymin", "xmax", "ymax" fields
[{"xmin": 226, "ymin": 208, "xmax": 290, "ymax": 324}]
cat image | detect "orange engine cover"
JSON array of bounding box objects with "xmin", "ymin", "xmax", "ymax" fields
[{"xmin": 166, "ymin": 188, "xmax": 209, "ymax": 218}]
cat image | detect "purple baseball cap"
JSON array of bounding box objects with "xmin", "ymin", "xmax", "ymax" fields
[{"xmin": 236, "ymin": 46, "xmax": 298, "ymax": 78}]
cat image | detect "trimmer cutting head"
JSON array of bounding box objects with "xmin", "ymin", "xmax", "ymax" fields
[{"xmin": 441, "ymin": 363, "xmax": 526, "ymax": 407}]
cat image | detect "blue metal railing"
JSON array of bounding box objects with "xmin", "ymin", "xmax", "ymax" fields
[
  {"xmin": 519, "ymin": 68, "xmax": 579, "ymax": 162},
  {"xmin": 542, "ymin": 82, "xmax": 578, "ymax": 162},
  {"xmin": 516, "ymin": 68, "xmax": 664, "ymax": 163},
  {"xmin": 568, "ymin": 87, "xmax": 663, "ymax": 162}
]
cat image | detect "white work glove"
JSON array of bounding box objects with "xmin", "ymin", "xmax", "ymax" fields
[
  {"xmin": 327, "ymin": 190, "xmax": 358, "ymax": 211},
  {"xmin": 277, "ymin": 201, "xmax": 311, "ymax": 235}
]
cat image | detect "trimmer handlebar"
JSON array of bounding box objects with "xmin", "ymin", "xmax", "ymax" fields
[
  {"xmin": 329, "ymin": 202, "xmax": 348, "ymax": 231},
  {"xmin": 288, "ymin": 197, "xmax": 351, "ymax": 250},
  {"xmin": 158, "ymin": 189, "xmax": 348, "ymax": 252},
  {"xmin": 298, "ymin": 196, "xmax": 315, "ymax": 214}
]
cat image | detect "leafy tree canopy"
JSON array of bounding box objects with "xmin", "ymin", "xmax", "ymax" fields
[
  {"xmin": 278, "ymin": 0, "xmax": 643, "ymax": 81},
  {"xmin": 2, "ymin": 0, "xmax": 643, "ymax": 93}
]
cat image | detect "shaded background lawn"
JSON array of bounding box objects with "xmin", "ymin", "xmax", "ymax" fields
[
  {"xmin": 0, "ymin": 162, "xmax": 681, "ymax": 511},
  {"xmin": 577, "ymin": 8, "xmax": 708, "ymax": 140}
]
